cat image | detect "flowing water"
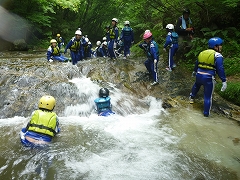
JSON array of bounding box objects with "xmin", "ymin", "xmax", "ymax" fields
[{"xmin": 0, "ymin": 53, "xmax": 240, "ymax": 180}]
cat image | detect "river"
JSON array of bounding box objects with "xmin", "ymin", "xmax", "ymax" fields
[{"xmin": 0, "ymin": 52, "xmax": 239, "ymax": 179}]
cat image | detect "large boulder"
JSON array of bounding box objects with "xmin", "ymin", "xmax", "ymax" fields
[{"xmin": 12, "ymin": 39, "xmax": 28, "ymax": 51}]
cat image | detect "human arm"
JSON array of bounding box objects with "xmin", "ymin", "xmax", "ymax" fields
[
  {"xmin": 139, "ymin": 42, "xmax": 147, "ymax": 52},
  {"xmin": 64, "ymin": 40, "xmax": 72, "ymax": 53},
  {"xmin": 120, "ymin": 29, "xmax": 123, "ymax": 40},
  {"xmin": 215, "ymin": 53, "xmax": 227, "ymax": 82},
  {"xmin": 55, "ymin": 116, "xmax": 60, "ymax": 134},
  {"xmin": 150, "ymin": 42, "xmax": 158, "ymax": 60},
  {"xmin": 47, "ymin": 46, "xmax": 53, "ymax": 61},
  {"xmin": 191, "ymin": 59, "xmax": 198, "ymax": 77},
  {"xmin": 115, "ymin": 27, "xmax": 119, "ymax": 42},
  {"xmin": 163, "ymin": 33, "xmax": 172, "ymax": 48},
  {"xmin": 131, "ymin": 29, "xmax": 134, "ymax": 43},
  {"xmin": 215, "ymin": 53, "xmax": 227, "ymax": 91}
]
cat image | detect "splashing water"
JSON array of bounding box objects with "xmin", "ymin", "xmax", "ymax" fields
[{"xmin": 0, "ymin": 76, "xmax": 239, "ymax": 179}]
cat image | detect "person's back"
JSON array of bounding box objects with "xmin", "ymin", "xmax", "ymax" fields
[
  {"xmin": 189, "ymin": 37, "xmax": 227, "ymax": 117},
  {"xmin": 94, "ymin": 88, "xmax": 115, "ymax": 116},
  {"xmin": 94, "ymin": 96, "xmax": 111, "ymax": 114},
  {"xmin": 20, "ymin": 95, "xmax": 60, "ymax": 147}
]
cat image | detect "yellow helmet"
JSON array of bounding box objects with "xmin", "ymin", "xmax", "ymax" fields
[
  {"xmin": 57, "ymin": 34, "xmax": 60, "ymax": 37},
  {"xmin": 38, "ymin": 95, "xmax": 56, "ymax": 110},
  {"xmin": 50, "ymin": 39, "xmax": 57, "ymax": 44}
]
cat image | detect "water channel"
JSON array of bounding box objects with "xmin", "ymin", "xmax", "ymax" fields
[{"xmin": 0, "ymin": 52, "xmax": 239, "ymax": 180}]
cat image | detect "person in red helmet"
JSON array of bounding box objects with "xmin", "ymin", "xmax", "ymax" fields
[{"xmin": 143, "ymin": 31, "xmax": 159, "ymax": 86}]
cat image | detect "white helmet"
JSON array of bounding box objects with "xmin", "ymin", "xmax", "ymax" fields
[
  {"xmin": 124, "ymin": 21, "xmax": 130, "ymax": 25},
  {"xmin": 102, "ymin": 37, "xmax": 107, "ymax": 41},
  {"xmin": 112, "ymin": 18, "xmax": 118, "ymax": 23},
  {"xmin": 103, "ymin": 41, "xmax": 107, "ymax": 46},
  {"xmin": 96, "ymin": 41, "xmax": 101, "ymax": 46},
  {"xmin": 85, "ymin": 37, "xmax": 89, "ymax": 42},
  {"xmin": 145, "ymin": 29, "xmax": 151, "ymax": 33},
  {"xmin": 75, "ymin": 30, "xmax": 82, "ymax": 35},
  {"xmin": 166, "ymin": 24, "xmax": 174, "ymax": 30}
]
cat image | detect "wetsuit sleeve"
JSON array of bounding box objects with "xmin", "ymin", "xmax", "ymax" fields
[
  {"xmin": 47, "ymin": 47, "xmax": 52, "ymax": 60},
  {"xmin": 215, "ymin": 54, "xmax": 227, "ymax": 82},
  {"xmin": 193, "ymin": 59, "xmax": 198, "ymax": 72},
  {"xmin": 163, "ymin": 33, "xmax": 172, "ymax": 48},
  {"xmin": 115, "ymin": 27, "xmax": 119, "ymax": 42},
  {"xmin": 100, "ymin": 47, "xmax": 105, "ymax": 57},
  {"xmin": 55, "ymin": 116, "xmax": 60, "ymax": 134},
  {"xmin": 131, "ymin": 29, "xmax": 134, "ymax": 42},
  {"xmin": 150, "ymin": 43, "xmax": 158, "ymax": 60},
  {"xmin": 120, "ymin": 28, "xmax": 123, "ymax": 40},
  {"xmin": 65, "ymin": 40, "xmax": 73, "ymax": 51},
  {"xmin": 139, "ymin": 42, "xmax": 147, "ymax": 51}
]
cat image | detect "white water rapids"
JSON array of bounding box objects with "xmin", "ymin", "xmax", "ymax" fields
[{"xmin": 0, "ymin": 76, "xmax": 239, "ymax": 180}]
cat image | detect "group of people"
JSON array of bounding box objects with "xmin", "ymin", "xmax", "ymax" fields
[
  {"xmin": 46, "ymin": 18, "xmax": 134, "ymax": 65},
  {"xmin": 138, "ymin": 8, "xmax": 227, "ymax": 117},
  {"xmin": 27, "ymin": 10, "xmax": 227, "ymax": 146},
  {"xmin": 94, "ymin": 18, "xmax": 134, "ymax": 59},
  {"xmin": 47, "ymin": 30, "xmax": 94, "ymax": 65}
]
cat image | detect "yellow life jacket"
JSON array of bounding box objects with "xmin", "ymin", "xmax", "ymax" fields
[
  {"xmin": 56, "ymin": 37, "xmax": 62, "ymax": 43},
  {"xmin": 70, "ymin": 40, "xmax": 80, "ymax": 52},
  {"xmin": 109, "ymin": 28, "xmax": 116, "ymax": 39},
  {"xmin": 198, "ymin": 49, "xmax": 216, "ymax": 70},
  {"xmin": 28, "ymin": 110, "xmax": 57, "ymax": 137},
  {"xmin": 52, "ymin": 46, "xmax": 60, "ymax": 56}
]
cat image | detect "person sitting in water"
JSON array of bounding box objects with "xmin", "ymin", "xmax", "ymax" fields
[
  {"xmin": 94, "ymin": 88, "xmax": 115, "ymax": 116},
  {"xmin": 47, "ymin": 39, "xmax": 69, "ymax": 62},
  {"xmin": 20, "ymin": 95, "xmax": 60, "ymax": 147}
]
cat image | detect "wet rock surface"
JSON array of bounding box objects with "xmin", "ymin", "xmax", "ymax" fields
[{"xmin": 0, "ymin": 51, "xmax": 239, "ymax": 122}]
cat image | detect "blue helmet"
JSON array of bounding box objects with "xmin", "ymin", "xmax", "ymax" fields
[{"xmin": 208, "ymin": 37, "xmax": 223, "ymax": 48}]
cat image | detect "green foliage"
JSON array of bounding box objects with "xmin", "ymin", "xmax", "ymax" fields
[
  {"xmin": 185, "ymin": 37, "xmax": 208, "ymax": 60},
  {"xmin": 215, "ymin": 82, "xmax": 240, "ymax": 106},
  {"xmin": 224, "ymin": 57, "xmax": 240, "ymax": 76}
]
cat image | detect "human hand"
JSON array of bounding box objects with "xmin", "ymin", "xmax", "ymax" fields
[
  {"xmin": 163, "ymin": 48, "xmax": 166, "ymax": 52},
  {"xmin": 191, "ymin": 71, "xmax": 196, "ymax": 77},
  {"xmin": 221, "ymin": 81, "xmax": 227, "ymax": 92},
  {"xmin": 186, "ymin": 28, "xmax": 193, "ymax": 31}
]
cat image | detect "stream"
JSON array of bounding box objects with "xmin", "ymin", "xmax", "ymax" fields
[{"xmin": 0, "ymin": 51, "xmax": 239, "ymax": 180}]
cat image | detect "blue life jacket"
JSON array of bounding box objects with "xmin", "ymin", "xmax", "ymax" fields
[
  {"xmin": 122, "ymin": 26, "xmax": 132, "ymax": 37},
  {"xmin": 94, "ymin": 97, "xmax": 111, "ymax": 114},
  {"xmin": 171, "ymin": 32, "xmax": 178, "ymax": 44}
]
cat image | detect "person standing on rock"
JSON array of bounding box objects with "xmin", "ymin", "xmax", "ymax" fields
[
  {"xmin": 143, "ymin": 31, "xmax": 159, "ymax": 86},
  {"xmin": 108, "ymin": 18, "xmax": 119, "ymax": 60},
  {"xmin": 163, "ymin": 24, "xmax": 179, "ymax": 72},
  {"xmin": 189, "ymin": 37, "xmax": 227, "ymax": 117},
  {"xmin": 120, "ymin": 20, "xmax": 134, "ymax": 59},
  {"xmin": 64, "ymin": 28, "xmax": 86, "ymax": 65}
]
